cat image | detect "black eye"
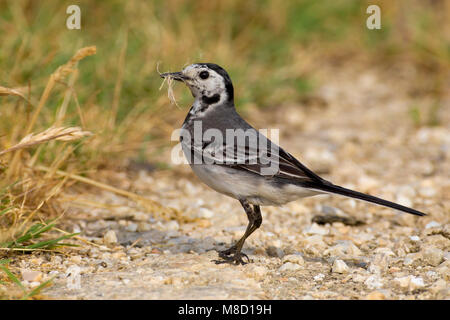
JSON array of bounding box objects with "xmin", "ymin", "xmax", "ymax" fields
[{"xmin": 199, "ymin": 71, "xmax": 209, "ymax": 79}]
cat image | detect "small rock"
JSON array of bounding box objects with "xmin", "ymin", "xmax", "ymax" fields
[
  {"xmin": 197, "ymin": 219, "xmax": 211, "ymax": 228},
  {"xmin": 245, "ymin": 265, "xmax": 267, "ymax": 279},
  {"xmin": 332, "ymin": 259, "xmax": 349, "ymax": 274},
  {"xmin": 282, "ymin": 254, "xmax": 305, "ymax": 265},
  {"xmin": 403, "ymin": 253, "xmax": 421, "ymax": 266},
  {"xmin": 70, "ymin": 255, "xmax": 82, "ymax": 264},
  {"xmin": 313, "ymin": 273, "xmax": 325, "ymax": 282},
  {"xmin": 436, "ymin": 260, "xmax": 450, "ymax": 281},
  {"xmin": 364, "ymin": 275, "xmax": 383, "ymax": 289},
  {"xmin": 365, "ymin": 291, "xmax": 385, "ymax": 300},
  {"xmin": 126, "ymin": 223, "xmax": 138, "ymax": 232},
  {"xmin": 303, "ymin": 223, "xmax": 329, "ymax": 236},
  {"xmin": 410, "ymin": 276, "xmax": 425, "ymax": 289},
  {"xmin": 197, "ymin": 207, "xmax": 214, "ymax": 219},
  {"xmin": 21, "ymin": 270, "xmax": 42, "ymax": 282},
  {"xmin": 425, "ymin": 221, "xmax": 441, "ymax": 229},
  {"xmin": 396, "ymin": 195, "xmax": 412, "ymax": 208},
  {"xmin": 429, "ymin": 279, "xmax": 447, "ymax": 294},
  {"xmin": 409, "ymin": 235, "xmax": 420, "ymax": 242},
  {"xmin": 103, "ymin": 230, "xmax": 118, "ymax": 245},
  {"xmin": 394, "ymin": 275, "xmax": 425, "ymax": 291},
  {"xmin": 324, "ymin": 240, "xmax": 362, "ymax": 257},
  {"xmin": 137, "ymin": 222, "xmax": 152, "ymax": 232},
  {"xmin": 279, "ymin": 262, "xmax": 301, "ymax": 272},
  {"xmin": 352, "ymin": 274, "xmax": 367, "ymax": 283},
  {"xmin": 422, "ymin": 247, "xmax": 444, "ymax": 266},
  {"xmin": 266, "ymin": 246, "xmax": 285, "ymax": 258},
  {"xmin": 166, "ymin": 220, "xmax": 179, "ymax": 231},
  {"xmin": 444, "ymin": 251, "xmax": 450, "ymax": 261}
]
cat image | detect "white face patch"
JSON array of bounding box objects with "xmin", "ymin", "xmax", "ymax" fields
[{"xmin": 181, "ymin": 64, "xmax": 228, "ymax": 109}]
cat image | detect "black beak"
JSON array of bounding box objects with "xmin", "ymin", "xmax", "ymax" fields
[{"xmin": 160, "ymin": 72, "xmax": 187, "ymax": 82}]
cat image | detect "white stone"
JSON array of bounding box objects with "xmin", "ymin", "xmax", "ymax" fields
[
  {"xmin": 410, "ymin": 276, "xmax": 425, "ymax": 289},
  {"xmin": 126, "ymin": 223, "xmax": 138, "ymax": 232},
  {"xmin": 303, "ymin": 223, "xmax": 329, "ymax": 236},
  {"xmin": 425, "ymin": 221, "xmax": 441, "ymax": 229},
  {"xmin": 313, "ymin": 273, "xmax": 325, "ymax": 282},
  {"xmin": 197, "ymin": 207, "xmax": 215, "ymax": 219},
  {"xmin": 409, "ymin": 236, "xmax": 420, "ymax": 242},
  {"xmin": 364, "ymin": 275, "xmax": 383, "ymax": 289},
  {"xmin": 396, "ymin": 195, "xmax": 412, "ymax": 208},
  {"xmin": 278, "ymin": 262, "xmax": 301, "ymax": 272},
  {"xmin": 282, "ymin": 254, "xmax": 305, "ymax": 265},
  {"xmin": 103, "ymin": 230, "xmax": 118, "ymax": 245},
  {"xmin": 332, "ymin": 259, "xmax": 349, "ymax": 274},
  {"xmin": 394, "ymin": 275, "xmax": 425, "ymax": 291},
  {"xmin": 166, "ymin": 220, "xmax": 180, "ymax": 231}
]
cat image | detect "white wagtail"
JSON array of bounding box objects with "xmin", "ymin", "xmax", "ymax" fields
[{"xmin": 160, "ymin": 63, "xmax": 426, "ymax": 265}]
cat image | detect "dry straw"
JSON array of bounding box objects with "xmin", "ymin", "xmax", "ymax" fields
[
  {"xmin": 157, "ymin": 63, "xmax": 181, "ymax": 108},
  {"xmin": 0, "ymin": 127, "xmax": 92, "ymax": 156}
]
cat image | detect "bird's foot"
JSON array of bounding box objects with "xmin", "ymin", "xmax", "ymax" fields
[{"xmin": 214, "ymin": 247, "xmax": 251, "ymax": 265}]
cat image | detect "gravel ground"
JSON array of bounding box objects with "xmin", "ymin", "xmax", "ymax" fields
[{"xmin": 9, "ymin": 68, "xmax": 450, "ymax": 299}]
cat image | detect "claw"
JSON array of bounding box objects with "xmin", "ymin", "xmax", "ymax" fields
[{"xmin": 214, "ymin": 248, "xmax": 251, "ymax": 265}]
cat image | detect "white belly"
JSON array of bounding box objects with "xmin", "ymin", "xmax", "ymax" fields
[{"xmin": 189, "ymin": 164, "xmax": 320, "ymax": 206}]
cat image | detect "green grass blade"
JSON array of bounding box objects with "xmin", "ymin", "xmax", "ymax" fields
[
  {"xmin": 21, "ymin": 276, "xmax": 55, "ymax": 300},
  {"xmin": 0, "ymin": 265, "xmax": 26, "ymax": 292},
  {"xmin": 0, "ymin": 207, "xmax": 11, "ymax": 216},
  {"xmin": 25, "ymin": 233, "xmax": 79, "ymax": 249}
]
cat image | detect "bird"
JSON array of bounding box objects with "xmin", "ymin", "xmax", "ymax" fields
[{"xmin": 160, "ymin": 63, "xmax": 426, "ymax": 265}]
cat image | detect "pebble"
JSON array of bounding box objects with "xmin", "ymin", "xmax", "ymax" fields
[
  {"xmin": 364, "ymin": 275, "xmax": 383, "ymax": 289},
  {"xmin": 70, "ymin": 255, "xmax": 83, "ymax": 264},
  {"xmin": 396, "ymin": 195, "xmax": 412, "ymax": 208},
  {"xmin": 425, "ymin": 221, "xmax": 441, "ymax": 229},
  {"xmin": 279, "ymin": 262, "xmax": 301, "ymax": 272},
  {"xmin": 266, "ymin": 246, "xmax": 285, "ymax": 258},
  {"xmin": 409, "ymin": 236, "xmax": 420, "ymax": 242},
  {"xmin": 245, "ymin": 265, "xmax": 267, "ymax": 279},
  {"xmin": 282, "ymin": 254, "xmax": 305, "ymax": 265},
  {"xmin": 303, "ymin": 223, "xmax": 329, "ymax": 236},
  {"xmin": 365, "ymin": 291, "xmax": 385, "ymax": 300},
  {"xmin": 313, "ymin": 273, "xmax": 325, "ymax": 282},
  {"xmin": 126, "ymin": 223, "xmax": 138, "ymax": 232},
  {"xmin": 429, "ymin": 279, "xmax": 447, "ymax": 294},
  {"xmin": 324, "ymin": 240, "xmax": 362, "ymax": 257},
  {"xmin": 394, "ymin": 275, "xmax": 425, "ymax": 291},
  {"xmin": 403, "ymin": 253, "xmax": 421, "ymax": 266},
  {"xmin": 422, "ymin": 247, "xmax": 444, "ymax": 267},
  {"xmin": 332, "ymin": 259, "xmax": 349, "ymax": 274},
  {"xmin": 436, "ymin": 260, "xmax": 450, "ymax": 280},
  {"xmin": 21, "ymin": 270, "xmax": 43, "ymax": 282},
  {"xmin": 166, "ymin": 220, "xmax": 180, "ymax": 231},
  {"xmin": 197, "ymin": 207, "xmax": 215, "ymax": 219},
  {"xmin": 103, "ymin": 230, "xmax": 118, "ymax": 245}
]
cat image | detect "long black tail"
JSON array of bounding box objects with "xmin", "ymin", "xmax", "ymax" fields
[{"xmin": 306, "ymin": 182, "xmax": 426, "ymax": 216}]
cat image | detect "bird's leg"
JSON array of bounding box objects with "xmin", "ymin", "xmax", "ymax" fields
[{"xmin": 215, "ymin": 200, "xmax": 262, "ymax": 265}]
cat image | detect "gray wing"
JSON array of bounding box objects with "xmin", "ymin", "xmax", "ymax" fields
[{"xmin": 184, "ymin": 128, "xmax": 327, "ymax": 184}]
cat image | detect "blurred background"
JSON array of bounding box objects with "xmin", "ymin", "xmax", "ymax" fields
[{"xmin": 0, "ymin": 1, "xmax": 448, "ymax": 248}]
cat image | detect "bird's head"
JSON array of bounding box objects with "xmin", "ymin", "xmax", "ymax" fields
[{"xmin": 160, "ymin": 63, "xmax": 234, "ymax": 107}]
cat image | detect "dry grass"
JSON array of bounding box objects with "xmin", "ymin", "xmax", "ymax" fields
[{"xmin": 0, "ymin": 45, "xmax": 178, "ymax": 263}]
